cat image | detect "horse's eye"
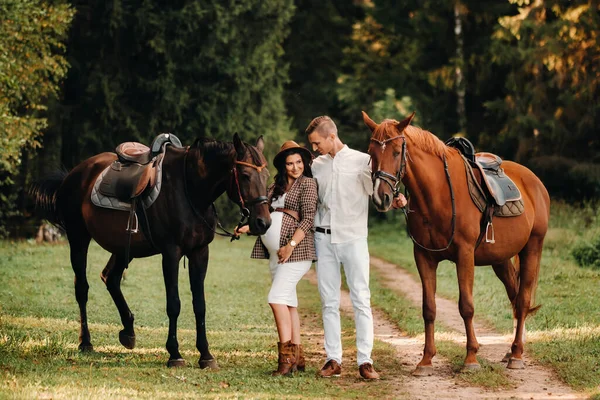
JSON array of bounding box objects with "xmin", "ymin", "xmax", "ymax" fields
[{"xmin": 393, "ymin": 151, "xmax": 400, "ymax": 158}]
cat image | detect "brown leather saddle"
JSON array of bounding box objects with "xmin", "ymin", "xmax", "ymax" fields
[
  {"xmin": 95, "ymin": 133, "xmax": 182, "ymax": 240},
  {"xmin": 446, "ymin": 137, "xmax": 524, "ymax": 246},
  {"xmin": 98, "ymin": 133, "xmax": 182, "ymax": 202}
]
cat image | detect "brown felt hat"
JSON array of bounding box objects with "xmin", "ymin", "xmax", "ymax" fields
[{"xmin": 273, "ymin": 140, "xmax": 313, "ymax": 169}]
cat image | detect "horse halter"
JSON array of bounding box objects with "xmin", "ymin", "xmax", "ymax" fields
[
  {"xmin": 370, "ymin": 134, "xmax": 407, "ymax": 197},
  {"xmin": 232, "ymin": 159, "xmax": 268, "ymax": 219},
  {"xmin": 182, "ymin": 146, "xmax": 268, "ymax": 239}
]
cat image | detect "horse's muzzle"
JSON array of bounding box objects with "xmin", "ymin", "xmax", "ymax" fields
[
  {"xmin": 372, "ymin": 179, "xmax": 393, "ymax": 212},
  {"xmin": 250, "ymin": 216, "xmax": 271, "ymax": 235},
  {"xmin": 255, "ymin": 216, "xmax": 271, "ymax": 233}
]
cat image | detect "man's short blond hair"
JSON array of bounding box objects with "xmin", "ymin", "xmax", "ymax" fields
[{"xmin": 305, "ymin": 116, "xmax": 337, "ymax": 138}]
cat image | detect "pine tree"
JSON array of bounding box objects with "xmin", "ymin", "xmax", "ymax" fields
[{"xmin": 45, "ymin": 0, "xmax": 294, "ymax": 168}]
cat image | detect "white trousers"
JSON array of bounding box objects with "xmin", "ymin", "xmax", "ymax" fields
[{"xmin": 315, "ymin": 232, "xmax": 373, "ymax": 366}]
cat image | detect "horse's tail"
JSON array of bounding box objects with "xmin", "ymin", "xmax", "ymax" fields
[
  {"xmin": 510, "ymin": 254, "xmax": 542, "ymax": 317},
  {"xmin": 29, "ymin": 169, "xmax": 68, "ymax": 231}
]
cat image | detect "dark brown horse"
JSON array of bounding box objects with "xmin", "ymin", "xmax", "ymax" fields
[
  {"xmin": 31, "ymin": 134, "xmax": 271, "ymax": 368},
  {"xmin": 363, "ymin": 111, "xmax": 550, "ymax": 375}
]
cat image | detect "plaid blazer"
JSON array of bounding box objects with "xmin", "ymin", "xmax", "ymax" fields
[{"xmin": 251, "ymin": 175, "xmax": 318, "ymax": 262}]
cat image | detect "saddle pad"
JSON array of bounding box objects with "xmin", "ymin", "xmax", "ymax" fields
[
  {"xmin": 91, "ymin": 152, "xmax": 165, "ymax": 211},
  {"xmin": 463, "ymin": 157, "xmax": 524, "ymax": 217}
]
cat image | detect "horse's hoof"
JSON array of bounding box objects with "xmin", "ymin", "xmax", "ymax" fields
[
  {"xmin": 501, "ymin": 352, "xmax": 512, "ymax": 362},
  {"xmin": 118, "ymin": 330, "xmax": 136, "ymax": 349},
  {"xmin": 167, "ymin": 358, "xmax": 186, "ymax": 368},
  {"xmin": 199, "ymin": 358, "xmax": 218, "ymax": 369},
  {"xmin": 78, "ymin": 343, "xmax": 94, "ymax": 352},
  {"xmin": 412, "ymin": 365, "xmax": 434, "ymax": 377},
  {"xmin": 463, "ymin": 363, "xmax": 481, "ymax": 371},
  {"xmin": 507, "ymin": 357, "xmax": 525, "ymax": 369}
]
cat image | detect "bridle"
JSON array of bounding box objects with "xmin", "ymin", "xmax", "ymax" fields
[
  {"xmin": 182, "ymin": 146, "xmax": 268, "ymax": 239},
  {"xmin": 370, "ymin": 133, "xmax": 457, "ymax": 252},
  {"xmin": 231, "ymin": 159, "xmax": 268, "ymax": 220},
  {"xmin": 370, "ymin": 134, "xmax": 407, "ymax": 197}
]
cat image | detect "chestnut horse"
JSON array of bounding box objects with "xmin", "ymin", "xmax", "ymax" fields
[
  {"xmin": 31, "ymin": 134, "xmax": 271, "ymax": 368},
  {"xmin": 363, "ymin": 111, "xmax": 550, "ymax": 375}
]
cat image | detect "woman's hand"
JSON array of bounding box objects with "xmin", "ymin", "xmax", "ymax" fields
[
  {"xmin": 234, "ymin": 224, "xmax": 250, "ymax": 238},
  {"xmin": 277, "ymin": 244, "xmax": 294, "ymax": 264}
]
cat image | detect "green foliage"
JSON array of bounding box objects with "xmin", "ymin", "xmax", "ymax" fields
[
  {"xmin": 528, "ymin": 156, "xmax": 600, "ymax": 200},
  {"xmin": 282, "ymin": 1, "xmax": 363, "ymax": 139},
  {"xmin": 572, "ymin": 236, "xmax": 600, "ymax": 270},
  {"xmin": 370, "ymin": 88, "xmax": 415, "ymax": 125},
  {"xmin": 0, "ymin": 0, "xmax": 74, "ymax": 237},
  {"xmin": 486, "ymin": 0, "xmax": 600, "ymax": 162},
  {"xmin": 46, "ymin": 0, "xmax": 294, "ymax": 167},
  {"xmin": 0, "ymin": 0, "xmax": 74, "ymax": 174}
]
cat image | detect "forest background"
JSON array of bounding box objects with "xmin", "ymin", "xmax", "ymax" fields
[{"xmin": 1, "ymin": 0, "xmax": 599, "ymax": 237}]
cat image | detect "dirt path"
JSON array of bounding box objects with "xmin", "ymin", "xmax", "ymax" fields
[{"xmin": 304, "ymin": 258, "xmax": 584, "ymax": 399}]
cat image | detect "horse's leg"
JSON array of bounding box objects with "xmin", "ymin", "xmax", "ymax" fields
[
  {"xmin": 492, "ymin": 259, "xmax": 520, "ymax": 362},
  {"xmin": 70, "ymin": 234, "xmax": 93, "ymax": 351},
  {"xmin": 413, "ymin": 250, "xmax": 438, "ymax": 376},
  {"xmin": 188, "ymin": 246, "xmax": 217, "ymax": 369},
  {"xmin": 103, "ymin": 253, "xmax": 136, "ymax": 349},
  {"xmin": 508, "ymin": 239, "xmax": 543, "ymax": 369},
  {"xmin": 162, "ymin": 248, "xmax": 185, "ymax": 367},
  {"xmin": 456, "ymin": 251, "xmax": 480, "ymax": 369}
]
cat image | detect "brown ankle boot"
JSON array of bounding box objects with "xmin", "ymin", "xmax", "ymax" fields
[
  {"xmin": 272, "ymin": 341, "xmax": 297, "ymax": 376},
  {"xmin": 295, "ymin": 344, "xmax": 305, "ymax": 372}
]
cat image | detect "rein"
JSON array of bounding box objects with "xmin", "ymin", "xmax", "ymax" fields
[{"xmin": 371, "ymin": 135, "xmax": 457, "ymax": 252}]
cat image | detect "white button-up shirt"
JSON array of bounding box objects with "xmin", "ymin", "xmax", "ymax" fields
[{"xmin": 311, "ymin": 145, "xmax": 373, "ymax": 244}]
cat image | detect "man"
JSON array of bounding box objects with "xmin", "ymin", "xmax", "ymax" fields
[{"xmin": 306, "ymin": 116, "xmax": 389, "ymax": 380}]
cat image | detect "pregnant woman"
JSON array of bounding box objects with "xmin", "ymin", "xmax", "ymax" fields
[{"xmin": 236, "ymin": 140, "xmax": 317, "ymax": 376}]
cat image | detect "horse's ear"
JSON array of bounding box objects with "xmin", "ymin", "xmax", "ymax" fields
[
  {"xmin": 193, "ymin": 138, "xmax": 202, "ymax": 148},
  {"xmin": 362, "ymin": 111, "xmax": 378, "ymax": 132},
  {"xmin": 255, "ymin": 135, "xmax": 265, "ymax": 153},
  {"xmin": 233, "ymin": 132, "xmax": 245, "ymax": 155},
  {"xmin": 396, "ymin": 111, "xmax": 416, "ymax": 132}
]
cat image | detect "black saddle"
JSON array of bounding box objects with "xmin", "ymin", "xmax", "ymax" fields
[
  {"xmin": 99, "ymin": 133, "xmax": 182, "ymax": 202},
  {"xmin": 445, "ymin": 137, "xmax": 521, "ymax": 206}
]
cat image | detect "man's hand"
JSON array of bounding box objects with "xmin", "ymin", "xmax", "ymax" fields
[{"xmin": 392, "ymin": 193, "xmax": 407, "ymax": 209}]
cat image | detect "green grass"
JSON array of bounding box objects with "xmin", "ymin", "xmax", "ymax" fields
[
  {"xmin": 0, "ymin": 238, "xmax": 401, "ymax": 399},
  {"xmin": 368, "ymin": 200, "xmax": 600, "ymax": 394}
]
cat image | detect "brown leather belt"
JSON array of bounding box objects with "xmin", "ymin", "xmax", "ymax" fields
[{"xmin": 274, "ymin": 207, "xmax": 299, "ymax": 221}]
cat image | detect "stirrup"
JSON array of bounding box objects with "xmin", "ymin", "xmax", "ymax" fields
[
  {"xmin": 485, "ymin": 221, "xmax": 495, "ymax": 244},
  {"xmin": 126, "ymin": 209, "xmax": 139, "ymax": 233}
]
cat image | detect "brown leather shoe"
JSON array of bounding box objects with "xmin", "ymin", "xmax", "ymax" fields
[
  {"xmin": 318, "ymin": 359, "xmax": 341, "ymax": 378},
  {"xmin": 359, "ymin": 362, "xmax": 380, "ymax": 380}
]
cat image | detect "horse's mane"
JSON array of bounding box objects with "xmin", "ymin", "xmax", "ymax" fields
[
  {"xmin": 374, "ymin": 119, "xmax": 452, "ymax": 158},
  {"xmin": 195, "ymin": 138, "xmax": 263, "ymax": 165}
]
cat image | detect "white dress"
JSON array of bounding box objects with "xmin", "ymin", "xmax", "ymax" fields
[{"xmin": 261, "ymin": 193, "xmax": 311, "ymax": 307}]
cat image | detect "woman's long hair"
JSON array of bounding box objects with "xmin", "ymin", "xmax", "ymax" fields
[{"xmin": 271, "ymin": 149, "xmax": 313, "ymax": 201}]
